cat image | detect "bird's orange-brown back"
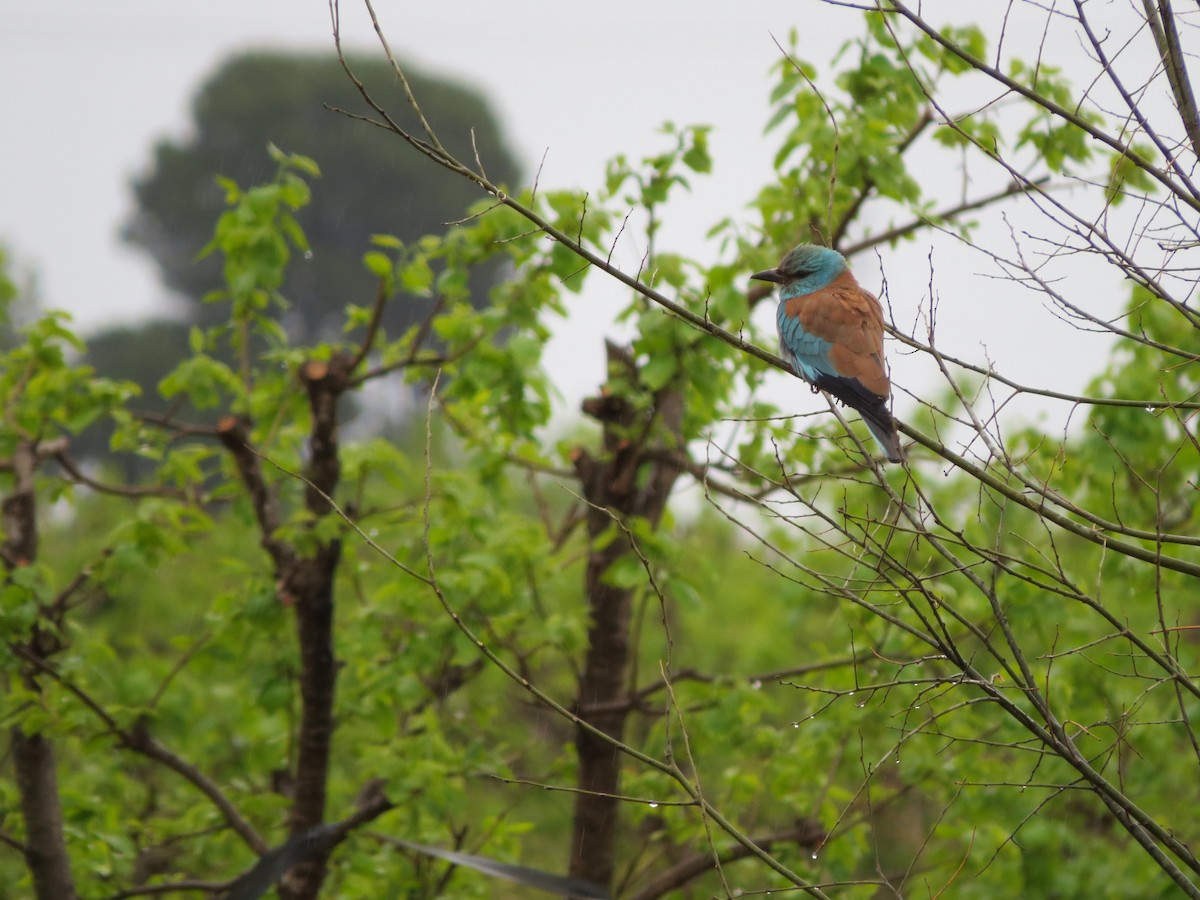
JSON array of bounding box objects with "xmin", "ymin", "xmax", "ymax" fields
[{"xmin": 782, "ymin": 270, "xmax": 890, "ymax": 397}]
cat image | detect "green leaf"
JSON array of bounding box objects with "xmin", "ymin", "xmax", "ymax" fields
[
  {"xmin": 287, "ymin": 151, "xmax": 322, "ymax": 179},
  {"xmin": 214, "ymin": 175, "xmax": 241, "ymax": 203},
  {"xmin": 601, "ymin": 554, "xmax": 646, "ymax": 589},
  {"xmin": 640, "ymin": 354, "xmax": 677, "ymax": 391},
  {"xmin": 278, "ymin": 213, "xmax": 311, "ymax": 255},
  {"xmin": 363, "ymin": 250, "xmax": 394, "ymax": 280},
  {"xmin": 681, "ymin": 127, "xmax": 713, "ymax": 174},
  {"xmin": 370, "ymin": 233, "xmax": 404, "ymax": 249},
  {"xmin": 399, "ymin": 256, "xmax": 434, "ymax": 295}
]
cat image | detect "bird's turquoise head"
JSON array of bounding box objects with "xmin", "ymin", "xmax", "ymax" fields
[{"xmin": 751, "ymin": 244, "xmax": 847, "ymax": 298}]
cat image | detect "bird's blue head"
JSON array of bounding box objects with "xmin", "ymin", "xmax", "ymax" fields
[{"xmin": 751, "ymin": 244, "xmax": 847, "ymax": 299}]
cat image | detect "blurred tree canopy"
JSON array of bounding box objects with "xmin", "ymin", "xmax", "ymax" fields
[
  {"xmin": 74, "ymin": 51, "xmax": 522, "ymax": 469},
  {"xmin": 125, "ymin": 51, "xmax": 521, "ymax": 343}
]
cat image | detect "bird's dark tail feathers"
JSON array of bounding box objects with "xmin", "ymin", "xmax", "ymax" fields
[
  {"xmin": 862, "ymin": 413, "xmax": 904, "ymax": 465},
  {"xmin": 814, "ymin": 373, "xmax": 904, "ymax": 464}
]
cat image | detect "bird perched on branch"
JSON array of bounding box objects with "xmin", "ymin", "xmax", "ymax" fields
[{"xmin": 752, "ymin": 244, "xmax": 903, "ymax": 463}]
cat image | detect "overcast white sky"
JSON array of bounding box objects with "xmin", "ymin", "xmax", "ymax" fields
[{"xmin": 1, "ymin": 1, "xmax": 1163, "ymax": 430}]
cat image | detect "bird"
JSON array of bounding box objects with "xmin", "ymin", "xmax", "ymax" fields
[{"xmin": 752, "ymin": 244, "xmax": 903, "ymax": 463}]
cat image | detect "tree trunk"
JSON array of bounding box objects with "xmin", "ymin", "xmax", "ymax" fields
[
  {"xmin": 571, "ymin": 538, "xmax": 638, "ymax": 887},
  {"xmin": 277, "ymin": 549, "xmax": 341, "ymax": 899},
  {"xmin": 220, "ymin": 357, "xmax": 349, "ymax": 900},
  {"xmin": 4, "ymin": 439, "xmax": 76, "ymax": 899},
  {"xmin": 12, "ymin": 728, "xmax": 77, "ymax": 900},
  {"xmin": 569, "ymin": 348, "xmax": 683, "ymax": 890},
  {"xmin": 277, "ymin": 356, "xmax": 348, "ymax": 900}
]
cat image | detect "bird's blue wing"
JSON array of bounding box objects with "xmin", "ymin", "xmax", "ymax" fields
[{"xmin": 777, "ymin": 306, "xmax": 836, "ymax": 384}]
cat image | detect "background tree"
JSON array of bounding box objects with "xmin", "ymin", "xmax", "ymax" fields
[
  {"xmin": 124, "ymin": 51, "xmax": 521, "ymax": 344},
  {"xmin": 73, "ymin": 51, "xmax": 523, "ymax": 472}
]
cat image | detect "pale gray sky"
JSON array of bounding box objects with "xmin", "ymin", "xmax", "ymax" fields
[{"xmin": 1, "ymin": 1, "xmax": 1154, "ymax": 428}]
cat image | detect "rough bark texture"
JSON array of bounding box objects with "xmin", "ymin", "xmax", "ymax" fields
[
  {"xmin": 571, "ymin": 530, "xmax": 636, "ymax": 888},
  {"xmin": 277, "ymin": 545, "xmax": 342, "ymax": 899},
  {"xmin": 4, "ymin": 439, "xmax": 78, "ymax": 899},
  {"xmin": 2, "ymin": 439, "xmax": 40, "ymax": 566},
  {"xmin": 11, "ymin": 728, "xmax": 77, "ymax": 900},
  {"xmin": 568, "ymin": 343, "xmax": 684, "ymax": 890}
]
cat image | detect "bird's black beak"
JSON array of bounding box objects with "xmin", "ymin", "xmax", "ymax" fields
[{"xmin": 750, "ymin": 267, "xmax": 785, "ymax": 284}]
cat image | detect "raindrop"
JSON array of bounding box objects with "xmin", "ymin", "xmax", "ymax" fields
[
  {"xmin": 303, "ymin": 250, "xmax": 314, "ymax": 260},
  {"xmin": 856, "ymin": 702, "xmax": 866, "ymax": 708},
  {"xmin": 914, "ymin": 705, "xmax": 921, "ymax": 709},
  {"xmin": 751, "ymin": 680, "xmax": 763, "ymax": 690},
  {"xmin": 848, "ymin": 691, "xmax": 856, "ymax": 697},
  {"xmin": 811, "ymin": 852, "xmax": 819, "ymax": 860},
  {"xmin": 793, "ymin": 722, "xmax": 800, "ymax": 728},
  {"xmin": 648, "ymin": 802, "xmax": 659, "ymax": 809}
]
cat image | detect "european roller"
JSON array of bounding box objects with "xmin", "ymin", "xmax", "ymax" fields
[{"xmin": 752, "ymin": 244, "xmax": 903, "ymax": 463}]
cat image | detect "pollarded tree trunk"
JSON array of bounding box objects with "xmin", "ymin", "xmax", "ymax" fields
[
  {"xmin": 3, "ymin": 438, "xmax": 77, "ymax": 900},
  {"xmin": 569, "ymin": 343, "xmax": 684, "ymax": 890},
  {"xmin": 571, "ymin": 536, "xmax": 638, "ymax": 888},
  {"xmin": 218, "ymin": 355, "xmax": 351, "ymax": 900}
]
